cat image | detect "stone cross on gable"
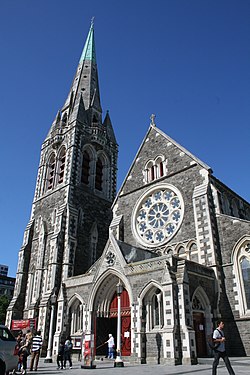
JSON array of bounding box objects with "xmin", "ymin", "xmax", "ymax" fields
[{"xmin": 150, "ymin": 114, "xmax": 156, "ymax": 126}]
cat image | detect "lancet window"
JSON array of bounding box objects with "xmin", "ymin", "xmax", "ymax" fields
[
  {"xmin": 143, "ymin": 287, "xmax": 164, "ymax": 331},
  {"xmin": 69, "ymin": 299, "xmax": 83, "ymax": 335},
  {"xmin": 233, "ymin": 239, "xmax": 250, "ymax": 316},
  {"xmin": 95, "ymin": 157, "xmax": 103, "ymax": 191},
  {"xmin": 81, "ymin": 151, "xmax": 90, "ymax": 184},
  {"xmin": 144, "ymin": 156, "xmax": 166, "ymax": 183},
  {"xmin": 47, "ymin": 153, "xmax": 56, "ymax": 190},
  {"xmin": 57, "ymin": 147, "xmax": 66, "ymax": 184}
]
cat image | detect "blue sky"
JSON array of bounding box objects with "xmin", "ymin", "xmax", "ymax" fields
[{"xmin": 0, "ymin": 0, "xmax": 249, "ymax": 277}]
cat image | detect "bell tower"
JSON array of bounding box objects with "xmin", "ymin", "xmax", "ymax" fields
[{"xmin": 6, "ymin": 21, "xmax": 118, "ymax": 344}]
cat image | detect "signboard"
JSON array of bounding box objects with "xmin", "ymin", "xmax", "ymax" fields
[{"xmin": 11, "ymin": 318, "xmax": 37, "ymax": 331}]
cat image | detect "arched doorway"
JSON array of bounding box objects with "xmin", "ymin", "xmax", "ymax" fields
[
  {"xmin": 94, "ymin": 276, "xmax": 131, "ymax": 357},
  {"xmin": 192, "ymin": 289, "xmax": 213, "ymax": 358}
]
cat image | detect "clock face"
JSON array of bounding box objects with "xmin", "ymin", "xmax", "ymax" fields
[{"xmin": 132, "ymin": 184, "xmax": 184, "ymax": 248}]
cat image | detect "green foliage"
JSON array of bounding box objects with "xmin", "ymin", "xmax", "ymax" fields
[{"xmin": 0, "ymin": 295, "xmax": 10, "ymax": 324}]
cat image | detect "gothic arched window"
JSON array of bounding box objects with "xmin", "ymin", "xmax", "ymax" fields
[
  {"xmin": 144, "ymin": 156, "xmax": 166, "ymax": 184},
  {"xmin": 177, "ymin": 246, "xmax": 186, "ymax": 258},
  {"xmin": 81, "ymin": 151, "xmax": 90, "ymax": 184},
  {"xmin": 70, "ymin": 299, "xmax": 83, "ymax": 335},
  {"xmin": 47, "ymin": 153, "xmax": 56, "ymax": 190},
  {"xmin": 240, "ymin": 256, "xmax": 250, "ymax": 309},
  {"xmin": 62, "ymin": 112, "xmax": 67, "ymax": 125},
  {"xmin": 143, "ymin": 286, "xmax": 164, "ymax": 331},
  {"xmin": 95, "ymin": 158, "xmax": 103, "ymax": 191},
  {"xmin": 189, "ymin": 242, "xmax": 199, "ymax": 263},
  {"xmin": 233, "ymin": 239, "xmax": 250, "ymax": 316},
  {"xmin": 57, "ymin": 147, "xmax": 66, "ymax": 184}
]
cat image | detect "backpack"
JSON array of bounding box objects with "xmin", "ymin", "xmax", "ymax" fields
[{"xmin": 208, "ymin": 329, "xmax": 220, "ymax": 350}]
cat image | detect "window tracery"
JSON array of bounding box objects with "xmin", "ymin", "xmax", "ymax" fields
[{"xmin": 133, "ymin": 184, "xmax": 184, "ymax": 248}]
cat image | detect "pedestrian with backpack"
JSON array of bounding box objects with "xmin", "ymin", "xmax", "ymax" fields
[{"xmin": 212, "ymin": 320, "xmax": 235, "ymax": 375}]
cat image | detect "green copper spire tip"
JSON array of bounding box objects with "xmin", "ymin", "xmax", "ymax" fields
[{"xmin": 79, "ymin": 20, "xmax": 96, "ymax": 64}]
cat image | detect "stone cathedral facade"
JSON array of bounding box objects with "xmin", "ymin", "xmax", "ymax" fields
[{"xmin": 7, "ymin": 23, "xmax": 250, "ymax": 365}]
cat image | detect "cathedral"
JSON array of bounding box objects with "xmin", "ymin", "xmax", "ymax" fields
[{"xmin": 6, "ymin": 22, "xmax": 250, "ymax": 365}]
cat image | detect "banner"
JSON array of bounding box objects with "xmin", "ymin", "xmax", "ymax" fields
[{"xmin": 11, "ymin": 318, "xmax": 37, "ymax": 331}]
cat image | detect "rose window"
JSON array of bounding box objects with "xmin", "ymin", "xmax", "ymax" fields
[{"xmin": 133, "ymin": 185, "xmax": 184, "ymax": 247}]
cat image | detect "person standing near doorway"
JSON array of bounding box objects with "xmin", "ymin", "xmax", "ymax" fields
[
  {"xmin": 64, "ymin": 336, "xmax": 73, "ymax": 369},
  {"xmin": 105, "ymin": 333, "xmax": 115, "ymax": 359},
  {"xmin": 212, "ymin": 321, "xmax": 235, "ymax": 375}
]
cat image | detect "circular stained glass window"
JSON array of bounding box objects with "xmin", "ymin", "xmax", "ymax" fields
[{"xmin": 132, "ymin": 184, "xmax": 184, "ymax": 247}]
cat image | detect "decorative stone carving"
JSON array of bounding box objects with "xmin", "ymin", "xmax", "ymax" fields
[{"xmin": 105, "ymin": 251, "xmax": 116, "ymax": 266}]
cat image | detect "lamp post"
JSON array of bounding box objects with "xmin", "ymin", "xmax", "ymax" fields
[
  {"xmin": 114, "ymin": 280, "xmax": 124, "ymax": 367},
  {"xmin": 44, "ymin": 292, "xmax": 57, "ymax": 363}
]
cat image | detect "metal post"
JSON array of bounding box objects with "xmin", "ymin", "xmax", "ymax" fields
[{"xmin": 114, "ymin": 280, "xmax": 124, "ymax": 367}]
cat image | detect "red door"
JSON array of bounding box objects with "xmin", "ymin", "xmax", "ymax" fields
[{"xmin": 109, "ymin": 289, "xmax": 131, "ymax": 356}]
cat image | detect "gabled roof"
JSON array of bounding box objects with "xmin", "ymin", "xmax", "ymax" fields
[{"xmin": 112, "ymin": 122, "xmax": 212, "ymax": 208}]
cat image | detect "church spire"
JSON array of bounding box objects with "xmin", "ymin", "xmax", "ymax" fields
[
  {"xmin": 79, "ymin": 18, "xmax": 96, "ymax": 64},
  {"xmin": 62, "ymin": 20, "xmax": 102, "ymax": 122}
]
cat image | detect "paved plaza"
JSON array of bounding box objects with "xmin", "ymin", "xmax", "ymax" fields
[{"xmin": 22, "ymin": 357, "xmax": 250, "ymax": 375}]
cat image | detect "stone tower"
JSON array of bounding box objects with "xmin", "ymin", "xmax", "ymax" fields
[{"xmin": 6, "ymin": 21, "xmax": 118, "ymax": 346}]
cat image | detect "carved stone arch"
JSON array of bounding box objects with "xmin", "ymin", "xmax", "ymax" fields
[
  {"xmin": 192, "ymin": 286, "xmax": 210, "ymax": 310},
  {"xmin": 145, "ymin": 159, "xmax": 154, "ymax": 169},
  {"xmin": 145, "ymin": 159, "xmax": 154, "ymax": 182},
  {"xmin": 154, "ymin": 154, "xmax": 164, "ymax": 163},
  {"xmin": 139, "ymin": 280, "xmax": 163, "ymax": 301},
  {"xmin": 164, "ymin": 246, "xmax": 173, "ymax": 255},
  {"xmin": 82, "ymin": 144, "xmax": 96, "ymax": 159},
  {"xmin": 187, "ymin": 240, "xmax": 198, "ymax": 261},
  {"xmin": 89, "ymin": 271, "xmax": 132, "ymax": 357},
  {"xmin": 139, "ymin": 280, "xmax": 164, "ymax": 331},
  {"xmin": 90, "ymin": 270, "xmax": 132, "ymax": 315},
  {"xmin": 68, "ymin": 293, "xmax": 85, "ymax": 308},
  {"xmin": 68, "ymin": 293, "xmax": 85, "ymax": 336},
  {"xmin": 176, "ymin": 243, "xmax": 186, "ymax": 258}
]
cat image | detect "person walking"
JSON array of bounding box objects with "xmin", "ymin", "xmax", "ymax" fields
[
  {"xmin": 63, "ymin": 336, "xmax": 73, "ymax": 369},
  {"xmin": 57, "ymin": 340, "xmax": 65, "ymax": 370},
  {"xmin": 14, "ymin": 331, "xmax": 23, "ymax": 372},
  {"xmin": 212, "ymin": 320, "xmax": 235, "ymax": 375},
  {"xmin": 105, "ymin": 333, "xmax": 115, "ymax": 359},
  {"xmin": 29, "ymin": 330, "xmax": 43, "ymax": 371}
]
